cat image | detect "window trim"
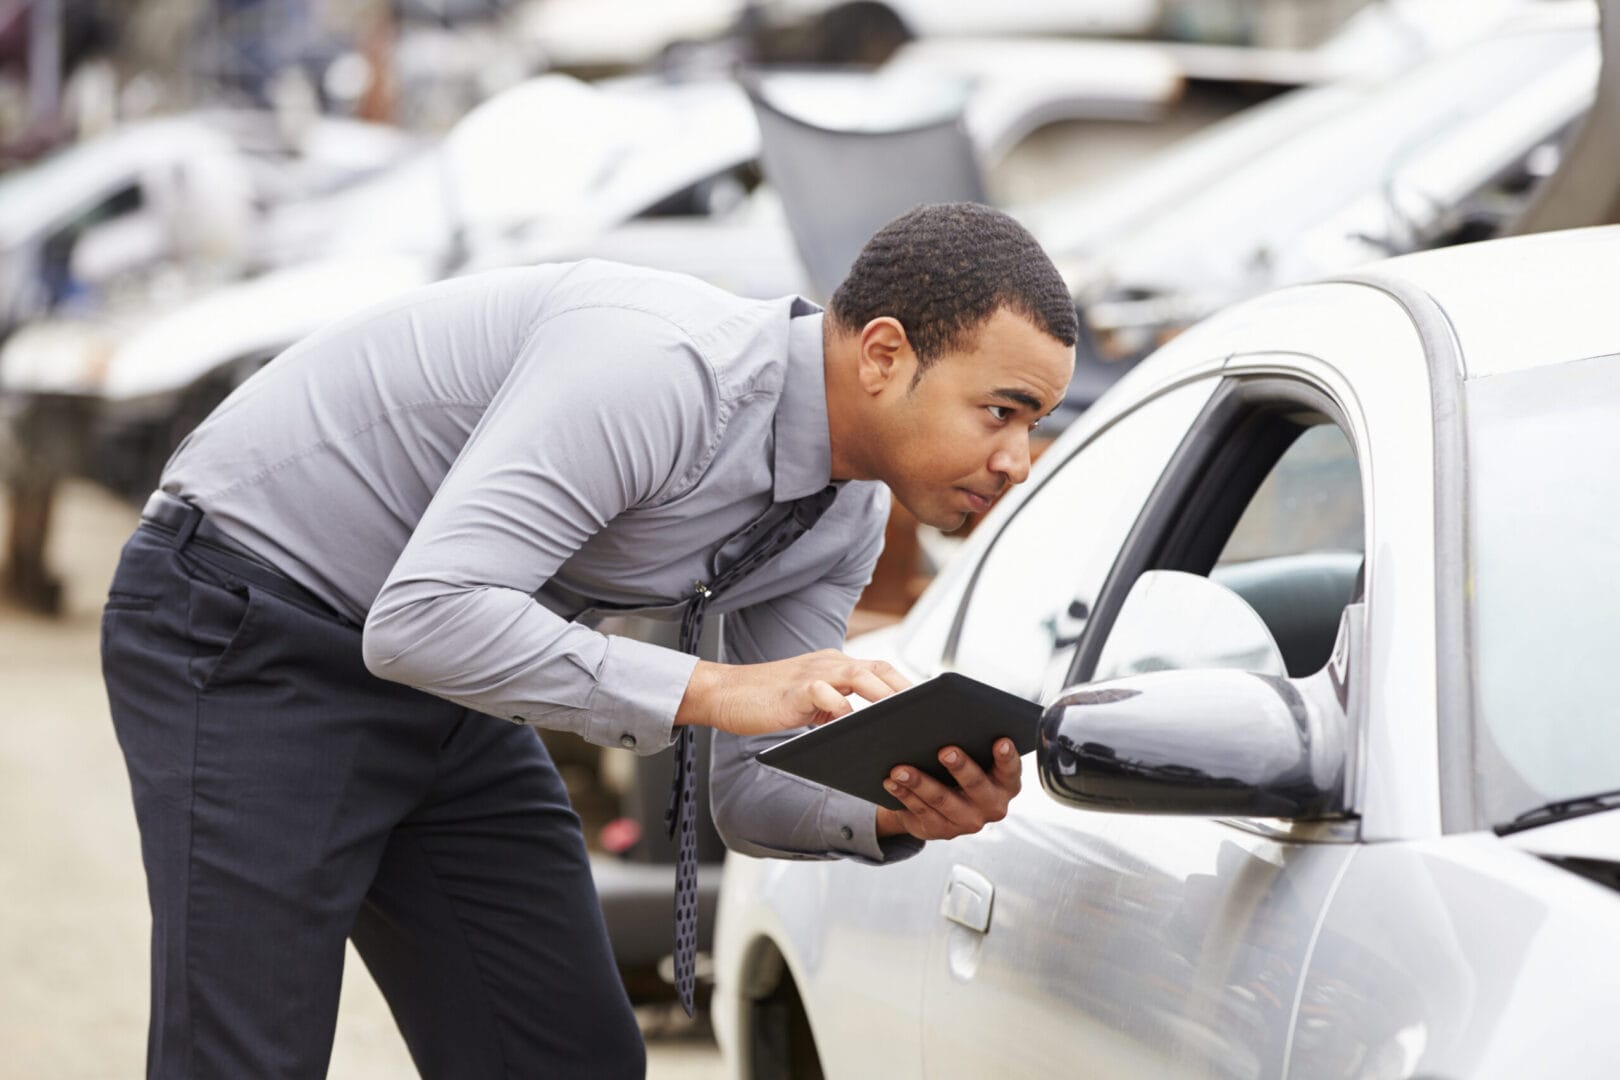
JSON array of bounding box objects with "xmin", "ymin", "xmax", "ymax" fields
[{"xmin": 1330, "ymin": 273, "xmax": 1473, "ymax": 834}]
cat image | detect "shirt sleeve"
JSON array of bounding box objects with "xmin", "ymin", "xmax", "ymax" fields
[
  {"xmin": 361, "ymin": 305, "xmax": 715, "ymax": 754},
  {"xmin": 709, "ymin": 483, "xmax": 925, "ymax": 864}
]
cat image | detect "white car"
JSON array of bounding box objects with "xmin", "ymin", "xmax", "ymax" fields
[
  {"xmin": 713, "ymin": 224, "xmax": 1620, "ymax": 1078},
  {"xmin": 1033, "ymin": 0, "xmax": 1597, "ymax": 365},
  {"xmin": 0, "ymin": 110, "xmax": 415, "ymax": 337}
]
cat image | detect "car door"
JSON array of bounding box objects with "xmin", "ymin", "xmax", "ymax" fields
[
  {"xmin": 918, "ymin": 372, "xmax": 1370, "ymax": 1080},
  {"xmin": 767, "ymin": 375, "xmax": 1221, "ymax": 1079}
]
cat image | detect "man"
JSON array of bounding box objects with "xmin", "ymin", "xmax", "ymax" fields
[{"xmin": 101, "ymin": 202, "xmax": 1077, "ymax": 1077}]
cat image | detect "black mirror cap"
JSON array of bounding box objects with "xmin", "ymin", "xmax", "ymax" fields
[{"xmin": 1037, "ymin": 669, "xmax": 1346, "ymax": 820}]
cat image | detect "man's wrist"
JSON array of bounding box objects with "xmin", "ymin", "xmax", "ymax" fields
[
  {"xmin": 875, "ymin": 806, "xmax": 908, "ymax": 839},
  {"xmin": 675, "ymin": 659, "xmax": 723, "ymax": 729}
]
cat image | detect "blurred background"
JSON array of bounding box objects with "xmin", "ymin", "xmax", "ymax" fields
[{"xmin": 0, "ymin": 0, "xmax": 1608, "ymax": 1075}]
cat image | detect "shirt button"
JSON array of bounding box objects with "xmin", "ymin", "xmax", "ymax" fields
[
  {"xmin": 838, "ymin": 825, "xmax": 854, "ymax": 842},
  {"xmin": 619, "ymin": 734, "xmax": 637, "ymax": 749}
]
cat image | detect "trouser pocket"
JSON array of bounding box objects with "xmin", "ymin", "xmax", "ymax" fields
[{"xmin": 179, "ymin": 551, "xmax": 264, "ymax": 693}]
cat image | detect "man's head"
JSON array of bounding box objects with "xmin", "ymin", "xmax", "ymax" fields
[{"xmin": 823, "ymin": 203, "xmax": 1078, "ymax": 532}]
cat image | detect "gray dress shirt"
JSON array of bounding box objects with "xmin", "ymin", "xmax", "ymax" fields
[{"xmin": 162, "ymin": 259, "xmax": 908, "ymax": 862}]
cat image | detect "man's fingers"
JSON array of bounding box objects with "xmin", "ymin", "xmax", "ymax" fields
[
  {"xmin": 869, "ymin": 660, "xmax": 912, "ymax": 695},
  {"xmin": 882, "ymin": 775, "xmax": 951, "ymax": 837},
  {"xmin": 850, "ymin": 669, "xmax": 899, "ymax": 704},
  {"xmin": 938, "ymin": 747, "xmax": 1012, "ymax": 822},
  {"xmin": 938, "ymin": 746, "xmax": 995, "ymax": 797},
  {"xmin": 890, "ymin": 766, "xmax": 976, "ymax": 828},
  {"xmin": 805, "ymin": 679, "xmax": 851, "ymax": 723},
  {"xmin": 992, "ymin": 738, "xmax": 1023, "ymax": 784}
]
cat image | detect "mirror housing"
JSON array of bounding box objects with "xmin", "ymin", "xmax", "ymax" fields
[{"xmin": 1038, "ymin": 668, "xmax": 1348, "ymax": 820}]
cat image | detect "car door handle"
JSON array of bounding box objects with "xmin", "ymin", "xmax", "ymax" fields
[{"xmin": 941, "ymin": 865, "xmax": 995, "ymax": 934}]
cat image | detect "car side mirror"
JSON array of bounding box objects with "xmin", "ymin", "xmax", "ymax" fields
[
  {"xmin": 1037, "ymin": 667, "xmax": 1349, "ymax": 819},
  {"xmin": 1036, "ymin": 586, "xmax": 1367, "ymax": 822}
]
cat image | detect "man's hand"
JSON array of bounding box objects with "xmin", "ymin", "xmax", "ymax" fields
[
  {"xmin": 874, "ymin": 738, "xmax": 1022, "ymax": 842},
  {"xmin": 675, "ymin": 650, "xmax": 911, "ymax": 737}
]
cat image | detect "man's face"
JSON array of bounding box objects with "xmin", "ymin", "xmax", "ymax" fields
[{"xmin": 871, "ymin": 308, "xmax": 1075, "ymax": 532}]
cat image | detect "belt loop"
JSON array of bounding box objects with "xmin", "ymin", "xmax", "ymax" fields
[{"xmin": 173, "ymin": 505, "xmax": 201, "ymax": 549}]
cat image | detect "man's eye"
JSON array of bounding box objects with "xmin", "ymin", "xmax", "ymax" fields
[{"xmin": 987, "ymin": 405, "xmax": 1013, "ymax": 422}]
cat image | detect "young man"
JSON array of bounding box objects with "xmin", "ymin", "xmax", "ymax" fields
[{"xmin": 102, "ymin": 202, "xmax": 1077, "ymax": 1077}]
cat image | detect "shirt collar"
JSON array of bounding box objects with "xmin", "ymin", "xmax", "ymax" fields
[{"xmin": 773, "ymin": 303, "xmax": 833, "ymax": 503}]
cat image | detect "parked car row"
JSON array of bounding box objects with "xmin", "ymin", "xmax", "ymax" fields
[
  {"xmin": 0, "ymin": 42, "xmax": 1188, "ymax": 505},
  {"xmin": 0, "ymin": 1, "xmax": 1544, "ymax": 510}
]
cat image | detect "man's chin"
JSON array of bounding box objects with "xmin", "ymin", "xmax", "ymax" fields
[
  {"xmin": 890, "ymin": 490, "xmax": 972, "ymax": 532},
  {"xmin": 921, "ymin": 505, "xmax": 973, "ymax": 533}
]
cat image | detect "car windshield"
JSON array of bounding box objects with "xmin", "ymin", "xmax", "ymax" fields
[{"xmin": 1467, "ymin": 353, "xmax": 1620, "ymax": 827}]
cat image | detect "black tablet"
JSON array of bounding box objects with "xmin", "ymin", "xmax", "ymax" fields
[{"xmin": 755, "ymin": 671, "xmax": 1041, "ymax": 811}]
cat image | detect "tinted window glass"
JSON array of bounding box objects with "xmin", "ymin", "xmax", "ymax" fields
[
  {"xmin": 1087, "ymin": 416, "xmax": 1363, "ymax": 682},
  {"xmin": 951, "ymin": 380, "xmax": 1215, "ymax": 702},
  {"xmin": 1467, "ymin": 354, "xmax": 1620, "ymax": 827},
  {"xmin": 1217, "ymin": 423, "xmax": 1363, "ymax": 566},
  {"xmin": 1212, "ymin": 422, "xmax": 1363, "ymax": 677}
]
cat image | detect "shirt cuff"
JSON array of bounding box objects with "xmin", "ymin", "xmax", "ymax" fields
[
  {"xmin": 817, "ymin": 787, "xmax": 925, "ymax": 864},
  {"xmin": 581, "ymin": 634, "xmax": 697, "ymax": 755}
]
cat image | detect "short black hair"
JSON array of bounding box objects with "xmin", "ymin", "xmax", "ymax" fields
[{"xmin": 828, "ymin": 202, "xmax": 1078, "ymax": 372}]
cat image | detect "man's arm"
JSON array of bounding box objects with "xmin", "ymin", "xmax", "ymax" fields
[
  {"xmin": 707, "ymin": 486, "xmax": 914, "ymax": 861},
  {"xmin": 363, "ymin": 306, "xmax": 714, "ymax": 753},
  {"xmin": 363, "ymin": 305, "xmax": 908, "ymax": 756},
  {"xmin": 706, "ymin": 486, "xmax": 1020, "ymax": 862}
]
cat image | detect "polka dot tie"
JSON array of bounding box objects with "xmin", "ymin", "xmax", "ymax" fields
[{"xmin": 666, "ymin": 483, "xmax": 842, "ymax": 1016}]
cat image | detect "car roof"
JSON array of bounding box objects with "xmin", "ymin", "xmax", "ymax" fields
[
  {"xmin": 1062, "ymin": 222, "xmax": 1620, "ymax": 448},
  {"xmin": 1350, "ymin": 224, "xmax": 1620, "ymax": 380}
]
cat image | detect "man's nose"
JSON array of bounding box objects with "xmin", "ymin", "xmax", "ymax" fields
[{"xmin": 990, "ymin": 437, "xmax": 1032, "ymax": 487}]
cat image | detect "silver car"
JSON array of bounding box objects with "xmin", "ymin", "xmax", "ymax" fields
[{"xmin": 712, "ymin": 224, "xmax": 1620, "ymax": 1078}]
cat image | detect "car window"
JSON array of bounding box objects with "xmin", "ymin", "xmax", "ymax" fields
[
  {"xmin": 1216, "ymin": 423, "xmax": 1363, "ymax": 567},
  {"xmin": 41, "ymin": 182, "xmax": 145, "ymax": 304},
  {"xmin": 1467, "ymin": 354, "xmax": 1620, "ymax": 827},
  {"xmin": 949, "ymin": 379, "xmax": 1216, "ymax": 702},
  {"xmin": 1212, "ymin": 423, "xmax": 1363, "ymax": 677},
  {"xmin": 1088, "ymin": 413, "xmax": 1364, "ymax": 682}
]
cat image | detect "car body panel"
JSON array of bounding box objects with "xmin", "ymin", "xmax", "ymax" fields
[
  {"xmin": 916, "ymin": 768, "xmax": 1355, "ymax": 1079},
  {"xmin": 1358, "ymin": 224, "xmax": 1620, "ymax": 380},
  {"xmin": 1290, "ymin": 830, "xmax": 1620, "ymax": 1077}
]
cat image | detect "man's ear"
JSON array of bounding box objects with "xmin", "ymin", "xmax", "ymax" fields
[{"xmin": 855, "ymin": 317, "xmax": 913, "ymax": 396}]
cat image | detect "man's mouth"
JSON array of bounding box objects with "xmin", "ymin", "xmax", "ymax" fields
[{"xmin": 957, "ymin": 488, "xmax": 995, "ymax": 513}]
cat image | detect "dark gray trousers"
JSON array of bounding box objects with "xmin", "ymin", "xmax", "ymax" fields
[{"xmin": 101, "ymin": 522, "xmax": 644, "ymax": 1079}]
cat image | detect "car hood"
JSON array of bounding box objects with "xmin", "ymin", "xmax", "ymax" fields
[{"xmin": 1033, "ymin": 8, "xmax": 1594, "ymax": 306}]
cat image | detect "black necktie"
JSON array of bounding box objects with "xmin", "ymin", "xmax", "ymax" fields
[{"xmin": 666, "ymin": 483, "xmax": 842, "ymax": 1015}]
